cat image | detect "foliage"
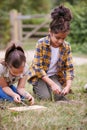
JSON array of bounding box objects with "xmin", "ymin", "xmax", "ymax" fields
[
  {"xmin": 0, "ymin": 0, "xmax": 52, "ymax": 48},
  {"xmin": 66, "ymin": 2, "xmax": 87, "ymax": 45},
  {"xmin": 0, "ymin": 0, "xmax": 87, "ymax": 53},
  {"xmin": 0, "ymin": 18, "xmax": 10, "ymax": 49},
  {"xmin": 64, "ymin": 2, "xmax": 87, "ymax": 54},
  {"xmin": 26, "ymin": 0, "xmax": 52, "ymax": 14},
  {"xmin": 71, "ymin": 42, "xmax": 87, "ymax": 55},
  {"xmin": 54, "ymin": 0, "xmax": 86, "ymax": 6}
]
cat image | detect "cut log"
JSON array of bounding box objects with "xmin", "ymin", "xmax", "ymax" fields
[{"xmin": 8, "ymin": 105, "xmax": 47, "ymax": 112}]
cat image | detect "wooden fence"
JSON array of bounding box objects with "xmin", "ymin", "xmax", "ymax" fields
[{"xmin": 10, "ymin": 10, "xmax": 50, "ymax": 41}]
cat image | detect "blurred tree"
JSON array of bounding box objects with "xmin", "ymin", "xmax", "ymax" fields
[
  {"xmin": 66, "ymin": 2, "xmax": 87, "ymax": 44},
  {"xmin": 53, "ymin": 0, "xmax": 85, "ymax": 5},
  {"xmin": 0, "ymin": 0, "xmax": 52, "ymax": 47},
  {"xmin": 0, "ymin": 0, "xmax": 87, "ymax": 50},
  {"xmin": 21, "ymin": 0, "xmax": 52, "ymax": 14}
]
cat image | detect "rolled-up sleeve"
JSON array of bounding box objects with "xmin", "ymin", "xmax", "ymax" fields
[
  {"xmin": 33, "ymin": 43, "xmax": 47, "ymax": 78},
  {"xmin": 63, "ymin": 45, "xmax": 74, "ymax": 80}
]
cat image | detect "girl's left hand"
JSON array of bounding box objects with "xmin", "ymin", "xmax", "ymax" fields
[
  {"xmin": 25, "ymin": 93, "xmax": 34, "ymax": 105},
  {"xmin": 61, "ymin": 86, "xmax": 70, "ymax": 95}
]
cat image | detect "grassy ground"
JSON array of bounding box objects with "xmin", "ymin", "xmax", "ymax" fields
[
  {"xmin": 22, "ymin": 38, "xmax": 38, "ymax": 50},
  {"xmin": 0, "ymin": 38, "xmax": 87, "ymax": 130},
  {"xmin": 0, "ymin": 64, "xmax": 87, "ymax": 130}
]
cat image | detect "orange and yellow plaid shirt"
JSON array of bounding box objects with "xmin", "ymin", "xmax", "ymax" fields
[{"xmin": 28, "ymin": 35, "xmax": 74, "ymax": 86}]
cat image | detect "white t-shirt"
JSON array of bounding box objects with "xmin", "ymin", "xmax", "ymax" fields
[
  {"xmin": 0, "ymin": 63, "xmax": 29, "ymax": 86},
  {"xmin": 47, "ymin": 46, "xmax": 59, "ymax": 76}
]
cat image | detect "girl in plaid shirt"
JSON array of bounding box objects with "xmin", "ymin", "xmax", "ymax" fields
[{"xmin": 28, "ymin": 5, "xmax": 74, "ymax": 101}]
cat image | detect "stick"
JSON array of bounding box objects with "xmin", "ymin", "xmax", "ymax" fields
[
  {"xmin": 56, "ymin": 100, "xmax": 83, "ymax": 105},
  {"xmin": 20, "ymin": 101, "xmax": 28, "ymax": 106}
]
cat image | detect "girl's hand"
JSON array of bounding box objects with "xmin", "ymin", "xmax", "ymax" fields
[
  {"xmin": 24, "ymin": 92, "xmax": 34, "ymax": 105},
  {"xmin": 27, "ymin": 95, "xmax": 34, "ymax": 105},
  {"xmin": 42, "ymin": 75, "xmax": 62, "ymax": 94},
  {"xmin": 51, "ymin": 83, "xmax": 62, "ymax": 94},
  {"xmin": 13, "ymin": 94, "xmax": 21, "ymax": 103},
  {"xmin": 61, "ymin": 86, "xmax": 70, "ymax": 95}
]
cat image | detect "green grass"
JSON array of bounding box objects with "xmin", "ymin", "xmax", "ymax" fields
[
  {"xmin": 22, "ymin": 38, "xmax": 38, "ymax": 50},
  {"xmin": 0, "ymin": 64, "xmax": 87, "ymax": 130},
  {"xmin": 0, "ymin": 38, "xmax": 87, "ymax": 130},
  {"xmin": 71, "ymin": 43, "xmax": 87, "ymax": 57}
]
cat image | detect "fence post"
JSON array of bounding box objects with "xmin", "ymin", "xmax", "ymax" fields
[
  {"xmin": 10, "ymin": 10, "xmax": 19, "ymax": 41},
  {"xmin": 17, "ymin": 13, "xmax": 22, "ymax": 41}
]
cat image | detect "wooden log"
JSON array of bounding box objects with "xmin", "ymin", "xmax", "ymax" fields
[{"xmin": 8, "ymin": 105, "xmax": 47, "ymax": 112}]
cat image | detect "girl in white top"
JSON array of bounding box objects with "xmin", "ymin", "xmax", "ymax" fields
[{"xmin": 0, "ymin": 43, "xmax": 34, "ymax": 105}]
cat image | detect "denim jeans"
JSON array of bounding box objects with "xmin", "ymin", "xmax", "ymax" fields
[{"xmin": 0, "ymin": 85, "xmax": 23, "ymax": 101}]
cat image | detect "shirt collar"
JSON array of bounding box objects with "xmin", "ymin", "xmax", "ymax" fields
[{"xmin": 44, "ymin": 35, "xmax": 50, "ymax": 46}]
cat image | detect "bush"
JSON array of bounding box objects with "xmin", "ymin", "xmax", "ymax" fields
[
  {"xmin": 64, "ymin": 2, "xmax": 87, "ymax": 45},
  {"xmin": 0, "ymin": 17, "xmax": 10, "ymax": 49}
]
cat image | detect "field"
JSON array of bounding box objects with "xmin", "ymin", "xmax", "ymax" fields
[
  {"xmin": 0, "ymin": 39, "xmax": 87, "ymax": 130},
  {"xmin": 0, "ymin": 64, "xmax": 87, "ymax": 130}
]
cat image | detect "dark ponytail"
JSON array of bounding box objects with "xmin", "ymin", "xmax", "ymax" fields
[
  {"xmin": 5, "ymin": 44, "xmax": 26, "ymax": 68},
  {"xmin": 50, "ymin": 5, "xmax": 72, "ymax": 33}
]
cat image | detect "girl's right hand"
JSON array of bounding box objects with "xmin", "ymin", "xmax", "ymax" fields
[
  {"xmin": 42, "ymin": 76, "xmax": 62, "ymax": 94},
  {"xmin": 13, "ymin": 94, "xmax": 21, "ymax": 103},
  {"xmin": 51, "ymin": 83, "xmax": 61, "ymax": 94},
  {"xmin": 24, "ymin": 93, "xmax": 34, "ymax": 105}
]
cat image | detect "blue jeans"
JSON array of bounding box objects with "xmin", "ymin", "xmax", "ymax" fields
[{"xmin": 0, "ymin": 85, "xmax": 23, "ymax": 101}]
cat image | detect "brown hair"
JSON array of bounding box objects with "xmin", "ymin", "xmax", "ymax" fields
[
  {"xmin": 50, "ymin": 5, "xmax": 72, "ymax": 33},
  {"xmin": 5, "ymin": 44, "xmax": 26, "ymax": 68}
]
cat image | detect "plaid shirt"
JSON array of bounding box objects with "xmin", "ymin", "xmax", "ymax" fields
[{"xmin": 28, "ymin": 35, "xmax": 74, "ymax": 86}]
